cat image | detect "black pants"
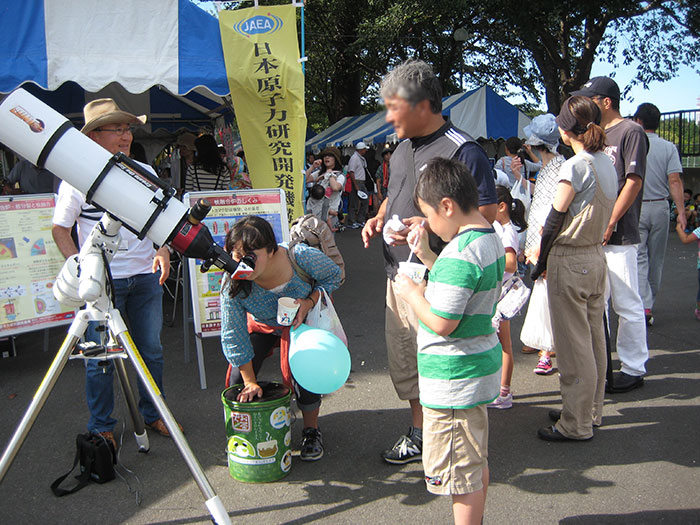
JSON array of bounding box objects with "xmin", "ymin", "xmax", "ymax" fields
[{"xmin": 228, "ymin": 332, "xmax": 321, "ymax": 411}]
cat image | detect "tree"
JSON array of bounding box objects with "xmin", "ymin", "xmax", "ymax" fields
[
  {"xmin": 659, "ymin": 115, "xmax": 700, "ymax": 156},
  {"xmin": 304, "ymin": 0, "xmax": 537, "ymax": 128},
  {"xmin": 305, "ymin": 0, "xmax": 700, "ymax": 124},
  {"xmin": 196, "ymin": 1, "xmax": 700, "ymax": 129},
  {"xmin": 473, "ymin": 0, "xmax": 700, "ymax": 114}
]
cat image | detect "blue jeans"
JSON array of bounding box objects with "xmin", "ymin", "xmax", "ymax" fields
[{"xmin": 85, "ymin": 272, "xmax": 164, "ymax": 433}]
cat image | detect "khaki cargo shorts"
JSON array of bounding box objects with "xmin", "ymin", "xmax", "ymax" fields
[
  {"xmin": 422, "ymin": 405, "xmax": 489, "ymax": 496},
  {"xmin": 385, "ymin": 278, "xmax": 419, "ymax": 400}
]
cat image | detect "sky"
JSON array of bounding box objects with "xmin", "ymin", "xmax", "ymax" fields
[
  {"xmin": 505, "ymin": 62, "xmax": 700, "ymax": 116},
  {"xmin": 585, "ymin": 63, "xmax": 699, "ymax": 115}
]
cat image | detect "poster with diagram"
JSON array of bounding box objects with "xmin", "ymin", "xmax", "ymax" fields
[
  {"xmin": 184, "ymin": 189, "xmax": 289, "ymax": 336},
  {"xmin": 0, "ymin": 194, "xmax": 76, "ymax": 336}
]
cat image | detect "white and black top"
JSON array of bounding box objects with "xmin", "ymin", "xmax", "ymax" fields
[{"xmin": 184, "ymin": 163, "xmax": 229, "ymax": 192}]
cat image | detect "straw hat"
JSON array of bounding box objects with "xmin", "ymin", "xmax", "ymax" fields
[
  {"xmin": 81, "ymin": 98, "xmax": 147, "ymax": 134},
  {"xmin": 176, "ymin": 132, "xmax": 197, "ymax": 151}
]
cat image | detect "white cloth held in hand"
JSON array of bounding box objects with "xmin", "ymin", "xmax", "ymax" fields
[{"xmin": 383, "ymin": 214, "xmax": 406, "ymax": 245}]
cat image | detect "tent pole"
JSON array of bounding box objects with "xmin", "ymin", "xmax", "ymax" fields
[{"xmin": 300, "ymin": 2, "xmax": 306, "ymax": 75}]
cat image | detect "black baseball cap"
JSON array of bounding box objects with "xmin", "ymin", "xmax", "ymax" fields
[{"xmin": 571, "ymin": 76, "xmax": 620, "ymax": 101}]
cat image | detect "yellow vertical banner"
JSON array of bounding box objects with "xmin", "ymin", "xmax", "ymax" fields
[{"xmin": 219, "ymin": 5, "xmax": 306, "ymax": 221}]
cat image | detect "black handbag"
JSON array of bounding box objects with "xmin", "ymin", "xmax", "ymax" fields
[
  {"xmin": 364, "ymin": 167, "xmax": 376, "ymax": 193},
  {"xmin": 51, "ymin": 433, "xmax": 116, "ymax": 496}
]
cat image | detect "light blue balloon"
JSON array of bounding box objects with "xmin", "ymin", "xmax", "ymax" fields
[{"xmin": 289, "ymin": 323, "xmax": 351, "ymax": 394}]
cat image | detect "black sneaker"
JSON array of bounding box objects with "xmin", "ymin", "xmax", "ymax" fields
[
  {"xmin": 381, "ymin": 432, "xmax": 422, "ymax": 464},
  {"xmin": 299, "ymin": 427, "xmax": 324, "ymax": 461}
]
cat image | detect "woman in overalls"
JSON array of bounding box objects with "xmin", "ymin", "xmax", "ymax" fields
[{"xmin": 530, "ymin": 96, "xmax": 618, "ymax": 441}]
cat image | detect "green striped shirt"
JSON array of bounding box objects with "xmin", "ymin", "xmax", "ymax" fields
[{"xmin": 418, "ymin": 228, "xmax": 505, "ymax": 409}]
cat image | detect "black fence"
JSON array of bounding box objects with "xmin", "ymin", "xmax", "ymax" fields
[{"xmin": 659, "ymin": 109, "xmax": 700, "ymax": 168}]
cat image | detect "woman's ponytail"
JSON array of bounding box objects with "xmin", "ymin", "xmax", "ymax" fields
[
  {"xmin": 557, "ymin": 95, "xmax": 608, "ymax": 153},
  {"xmin": 581, "ymin": 122, "xmax": 606, "ymax": 152}
]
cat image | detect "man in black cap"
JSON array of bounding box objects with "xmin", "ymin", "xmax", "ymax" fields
[{"xmin": 571, "ymin": 76, "xmax": 649, "ymax": 393}]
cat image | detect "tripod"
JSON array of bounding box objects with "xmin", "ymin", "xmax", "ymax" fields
[{"xmin": 0, "ymin": 216, "xmax": 230, "ymax": 525}]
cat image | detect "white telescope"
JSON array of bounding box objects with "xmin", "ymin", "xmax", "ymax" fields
[{"xmin": 0, "ymin": 89, "xmax": 238, "ymax": 274}]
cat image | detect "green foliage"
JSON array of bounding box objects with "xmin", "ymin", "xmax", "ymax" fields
[
  {"xmin": 659, "ymin": 115, "xmax": 700, "ymax": 155},
  {"xmin": 193, "ymin": 1, "xmax": 699, "ymax": 133},
  {"xmin": 301, "ymin": 0, "xmax": 699, "ymax": 126}
]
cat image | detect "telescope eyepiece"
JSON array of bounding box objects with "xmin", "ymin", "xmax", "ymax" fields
[{"xmin": 189, "ymin": 199, "xmax": 211, "ymax": 224}]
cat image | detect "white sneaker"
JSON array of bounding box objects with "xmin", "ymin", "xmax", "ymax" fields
[{"xmin": 487, "ymin": 392, "xmax": 513, "ymax": 409}]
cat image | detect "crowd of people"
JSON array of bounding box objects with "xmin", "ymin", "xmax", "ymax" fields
[
  {"xmin": 1, "ymin": 58, "xmax": 695, "ymax": 525},
  {"xmin": 326, "ymin": 62, "xmax": 691, "ymax": 523},
  {"xmin": 304, "ymin": 142, "xmax": 392, "ymax": 232}
]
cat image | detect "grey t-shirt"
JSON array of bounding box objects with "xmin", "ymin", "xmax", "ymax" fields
[
  {"xmin": 603, "ymin": 118, "xmax": 649, "ymax": 245},
  {"xmin": 642, "ymin": 132, "xmax": 683, "ymax": 200},
  {"xmin": 556, "ymin": 151, "xmax": 618, "ymax": 216},
  {"xmin": 347, "ymin": 151, "xmax": 367, "ymax": 181}
]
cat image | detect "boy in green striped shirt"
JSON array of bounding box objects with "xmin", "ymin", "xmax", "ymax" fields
[{"xmin": 395, "ymin": 157, "xmax": 504, "ymax": 524}]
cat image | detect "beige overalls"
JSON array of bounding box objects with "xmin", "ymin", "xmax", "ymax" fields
[{"xmin": 547, "ymin": 163, "xmax": 615, "ymax": 439}]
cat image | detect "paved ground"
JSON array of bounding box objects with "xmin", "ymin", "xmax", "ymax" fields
[{"xmin": 1, "ymin": 227, "xmax": 699, "ymax": 524}]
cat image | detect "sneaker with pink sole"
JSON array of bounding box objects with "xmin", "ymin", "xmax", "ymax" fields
[{"xmin": 534, "ymin": 355, "xmax": 554, "ymax": 375}]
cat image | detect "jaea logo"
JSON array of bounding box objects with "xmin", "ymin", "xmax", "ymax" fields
[{"xmin": 233, "ymin": 13, "xmax": 283, "ymax": 38}]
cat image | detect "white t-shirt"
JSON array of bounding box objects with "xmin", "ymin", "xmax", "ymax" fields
[
  {"xmin": 493, "ymin": 220, "xmax": 520, "ymax": 281},
  {"xmin": 556, "ymin": 150, "xmax": 618, "ymax": 216},
  {"xmin": 320, "ymin": 171, "xmax": 345, "ymax": 213},
  {"xmin": 347, "ymin": 151, "xmax": 367, "ymax": 181},
  {"xmin": 53, "ymin": 167, "xmax": 157, "ymax": 279}
]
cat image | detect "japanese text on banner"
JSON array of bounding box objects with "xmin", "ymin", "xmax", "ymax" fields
[{"xmin": 219, "ymin": 5, "xmax": 306, "ymax": 221}]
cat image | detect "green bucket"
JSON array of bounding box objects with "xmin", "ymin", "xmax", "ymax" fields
[{"xmin": 221, "ymin": 381, "xmax": 292, "ymax": 483}]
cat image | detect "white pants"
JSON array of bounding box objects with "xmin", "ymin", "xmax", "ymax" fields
[{"xmin": 604, "ymin": 244, "xmax": 648, "ymax": 376}]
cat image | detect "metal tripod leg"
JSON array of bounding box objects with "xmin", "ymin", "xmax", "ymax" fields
[
  {"xmin": 0, "ymin": 306, "xmax": 230, "ymax": 525},
  {"xmin": 0, "ymin": 310, "xmax": 89, "ymax": 482},
  {"xmin": 113, "ymin": 357, "xmax": 149, "ymax": 453},
  {"xmin": 107, "ymin": 310, "xmax": 230, "ymax": 525}
]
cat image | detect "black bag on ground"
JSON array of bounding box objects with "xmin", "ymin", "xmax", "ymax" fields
[{"xmin": 51, "ymin": 432, "xmax": 116, "ymax": 496}]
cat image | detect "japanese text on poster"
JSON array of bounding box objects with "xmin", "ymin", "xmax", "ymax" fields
[
  {"xmin": 0, "ymin": 195, "xmax": 76, "ymax": 336},
  {"xmin": 185, "ymin": 189, "xmax": 289, "ymax": 336}
]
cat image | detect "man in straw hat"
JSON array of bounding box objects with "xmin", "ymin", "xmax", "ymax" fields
[{"xmin": 52, "ymin": 99, "xmax": 173, "ymax": 449}]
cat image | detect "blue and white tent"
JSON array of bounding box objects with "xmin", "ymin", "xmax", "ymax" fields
[
  {"xmin": 0, "ymin": 0, "xmax": 228, "ymax": 96},
  {"xmin": 306, "ymin": 86, "xmax": 532, "ymax": 151},
  {"xmin": 0, "ymin": 0, "xmax": 231, "ymax": 138}
]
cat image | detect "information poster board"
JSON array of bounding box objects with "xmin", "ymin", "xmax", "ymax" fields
[
  {"xmin": 185, "ymin": 189, "xmax": 289, "ymax": 337},
  {"xmin": 0, "ymin": 194, "xmax": 76, "ymax": 336}
]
